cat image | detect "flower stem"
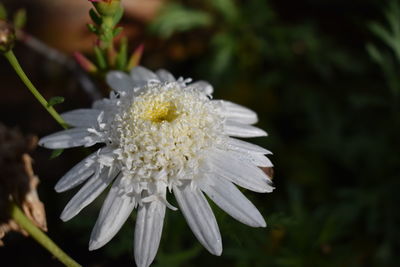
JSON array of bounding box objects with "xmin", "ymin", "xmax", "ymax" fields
[
  {"xmin": 4, "ymin": 50, "xmax": 68, "ymax": 129},
  {"xmin": 10, "ymin": 203, "xmax": 81, "ymax": 267}
]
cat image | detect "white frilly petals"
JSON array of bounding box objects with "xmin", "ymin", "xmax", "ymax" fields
[
  {"xmin": 130, "ymin": 66, "xmax": 160, "ymax": 87},
  {"xmin": 173, "ymin": 184, "xmax": 222, "ymax": 256},
  {"xmin": 134, "ymin": 191, "xmax": 166, "ymax": 267},
  {"xmin": 39, "ymin": 128, "xmax": 94, "ymax": 149},
  {"xmin": 187, "ymin": 81, "xmax": 214, "ymax": 97},
  {"xmin": 223, "ymin": 120, "xmax": 267, "ymax": 138},
  {"xmin": 60, "ymin": 167, "xmax": 119, "ymax": 221},
  {"xmin": 229, "ymin": 150, "xmax": 273, "ymax": 167},
  {"xmin": 214, "ymin": 100, "xmax": 258, "ymax": 124},
  {"xmin": 40, "ymin": 66, "xmax": 274, "ymax": 264},
  {"xmin": 106, "ymin": 71, "xmax": 134, "ymax": 93},
  {"xmin": 61, "ymin": 109, "xmax": 102, "ymax": 128},
  {"xmin": 201, "ymin": 175, "xmax": 266, "ymax": 227},
  {"xmin": 89, "ymin": 175, "xmax": 136, "ymax": 250},
  {"xmin": 226, "ymin": 137, "xmax": 272, "ymax": 155},
  {"xmin": 155, "ymin": 69, "xmax": 176, "ymax": 82},
  {"xmin": 208, "ymin": 149, "xmax": 274, "ymax": 193},
  {"xmin": 55, "ymin": 152, "xmax": 97, "ymax": 192}
]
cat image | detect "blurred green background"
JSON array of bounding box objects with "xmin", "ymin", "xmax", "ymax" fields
[{"xmin": 1, "ymin": 0, "xmax": 400, "ymax": 266}]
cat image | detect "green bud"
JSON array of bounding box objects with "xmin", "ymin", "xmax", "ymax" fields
[
  {"xmin": 0, "ymin": 19, "xmax": 15, "ymax": 53},
  {"xmin": 91, "ymin": 0, "xmax": 122, "ymax": 17}
]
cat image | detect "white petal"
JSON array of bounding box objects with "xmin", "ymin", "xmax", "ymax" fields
[
  {"xmin": 106, "ymin": 71, "xmax": 134, "ymax": 92},
  {"xmin": 130, "ymin": 66, "xmax": 159, "ymax": 87},
  {"xmin": 187, "ymin": 81, "xmax": 213, "ymax": 96},
  {"xmin": 208, "ymin": 149, "xmax": 274, "ymax": 193},
  {"xmin": 39, "ymin": 128, "xmax": 93, "ymax": 149},
  {"xmin": 55, "ymin": 152, "xmax": 98, "ymax": 193},
  {"xmin": 201, "ymin": 175, "xmax": 266, "ymax": 227},
  {"xmin": 215, "ymin": 100, "xmax": 258, "ymax": 124},
  {"xmin": 61, "ymin": 109, "xmax": 101, "ymax": 128},
  {"xmin": 155, "ymin": 69, "xmax": 175, "ymax": 82},
  {"xmin": 173, "ymin": 184, "xmax": 222, "ymax": 255},
  {"xmin": 92, "ymin": 98, "xmax": 113, "ymax": 111},
  {"xmin": 224, "ymin": 121, "xmax": 267, "ymax": 138},
  {"xmin": 226, "ymin": 138, "xmax": 272, "ymax": 155},
  {"xmin": 89, "ymin": 175, "xmax": 136, "ymax": 250},
  {"xmin": 60, "ymin": 167, "xmax": 118, "ymax": 221},
  {"xmin": 229, "ymin": 150, "xmax": 273, "ymax": 167},
  {"xmin": 134, "ymin": 195, "xmax": 166, "ymax": 267}
]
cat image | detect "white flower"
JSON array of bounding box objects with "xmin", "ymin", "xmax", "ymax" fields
[{"xmin": 39, "ymin": 66, "xmax": 274, "ymax": 267}]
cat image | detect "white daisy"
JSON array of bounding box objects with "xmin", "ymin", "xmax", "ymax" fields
[{"xmin": 39, "ymin": 66, "xmax": 274, "ymax": 267}]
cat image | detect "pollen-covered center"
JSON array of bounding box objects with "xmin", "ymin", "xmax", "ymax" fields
[
  {"xmin": 113, "ymin": 82, "xmax": 224, "ymax": 187},
  {"xmin": 142, "ymin": 100, "xmax": 177, "ymax": 123}
]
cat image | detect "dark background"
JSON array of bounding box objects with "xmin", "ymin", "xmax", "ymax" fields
[{"xmin": 1, "ymin": 0, "xmax": 399, "ymax": 266}]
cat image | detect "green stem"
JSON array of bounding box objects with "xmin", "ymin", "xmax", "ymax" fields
[
  {"xmin": 10, "ymin": 203, "xmax": 81, "ymax": 267},
  {"xmin": 4, "ymin": 50, "xmax": 67, "ymax": 129}
]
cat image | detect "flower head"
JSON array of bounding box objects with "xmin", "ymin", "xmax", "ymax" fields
[
  {"xmin": 0, "ymin": 19, "xmax": 15, "ymax": 53},
  {"xmin": 39, "ymin": 67, "xmax": 274, "ymax": 267}
]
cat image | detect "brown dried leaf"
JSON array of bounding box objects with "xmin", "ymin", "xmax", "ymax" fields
[{"xmin": 0, "ymin": 123, "xmax": 47, "ymax": 245}]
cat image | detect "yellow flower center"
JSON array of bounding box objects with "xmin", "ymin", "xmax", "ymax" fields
[{"xmin": 142, "ymin": 100, "xmax": 177, "ymax": 123}]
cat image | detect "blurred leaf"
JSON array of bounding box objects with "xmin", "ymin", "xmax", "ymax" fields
[
  {"xmin": 113, "ymin": 26, "xmax": 123, "ymax": 37},
  {"xmin": 47, "ymin": 96, "xmax": 65, "ymax": 107},
  {"xmin": 368, "ymin": 1, "xmax": 400, "ymax": 96},
  {"xmin": 73, "ymin": 52, "xmax": 98, "ymax": 73},
  {"xmin": 211, "ymin": 33, "xmax": 236, "ymax": 74},
  {"xmin": 116, "ymin": 37, "xmax": 127, "ymax": 70},
  {"xmin": 13, "ymin": 9, "xmax": 26, "ymax": 29},
  {"xmin": 94, "ymin": 45, "xmax": 107, "ymax": 69},
  {"xmin": 149, "ymin": 4, "xmax": 213, "ymax": 38},
  {"xmin": 87, "ymin": 23, "xmax": 98, "ymax": 34},
  {"xmin": 370, "ymin": 22, "xmax": 399, "ymax": 57},
  {"xmin": 89, "ymin": 8, "xmax": 102, "ymax": 25},
  {"xmin": 127, "ymin": 44, "xmax": 144, "ymax": 69},
  {"xmin": 0, "ymin": 3, "xmax": 7, "ymax": 20},
  {"xmin": 207, "ymin": 0, "xmax": 239, "ymax": 22},
  {"xmin": 385, "ymin": 0, "xmax": 400, "ymax": 58},
  {"xmin": 50, "ymin": 148, "xmax": 64, "ymax": 159},
  {"xmin": 366, "ymin": 43, "xmax": 384, "ymax": 64},
  {"xmin": 112, "ymin": 6, "xmax": 124, "ymax": 26},
  {"xmin": 370, "ymin": 1, "xmax": 400, "ymax": 61}
]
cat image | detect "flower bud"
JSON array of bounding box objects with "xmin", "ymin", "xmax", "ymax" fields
[
  {"xmin": 0, "ymin": 19, "xmax": 15, "ymax": 53},
  {"xmin": 90, "ymin": 0, "xmax": 122, "ymax": 17}
]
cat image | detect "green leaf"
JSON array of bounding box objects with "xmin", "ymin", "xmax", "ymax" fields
[
  {"xmin": 366, "ymin": 43, "xmax": 384, "ymax": 64},
  {"xmin": 211, "ymin": 33, "xmax": 236, "ymax": 73},
  {"xmin": 149, "ymin": 4, "xmax": 213, "ymax": 38},
  {"xmin": 369, "ymin": 22, "xmax": 393, "ymax": 48},
  {"xmin": 116, "ymin": 37, "xmax": 127, "ymax": 70},
  {"xmin": 47, "ymin": 96, "xmax": 65, "ymax": 107},
  {"xmin": 369, "ymin": 2, "xmax": 400, "ymax": 62},
  {"xmin": 0, "ymin": 3, "xmax": 7, "ymax": 20},
  {"xmin": 87, "ymin": 23, "xmax": 98, "ymax": 34},
  {"xmin": 13, "ymin": 9, "xmax": 26, "ymax": 29},
  {"xmin": 50, "ymin": 149, "xmax": 64, "ymax": 159},
  {"xmin": 208, "ymin": 0, "xmax": 238, "ymax": 22},
  {"xmin": 89, "ymin": 8, "xmax": 102, "ymax": 25},
  {"xmin": 113, "ymin": 27, "xmax": 123, "ymax": 37},
  {"xmin": 385, "ymin": 0, "xmax": 400, "ymax": 39},
  {"xmin": 112, "ymin": 6, "xmax": 124, "ymax": 26},
  {"xmin": 94, "ymin": 46, "xmax": 107, "ymax": 69}
]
